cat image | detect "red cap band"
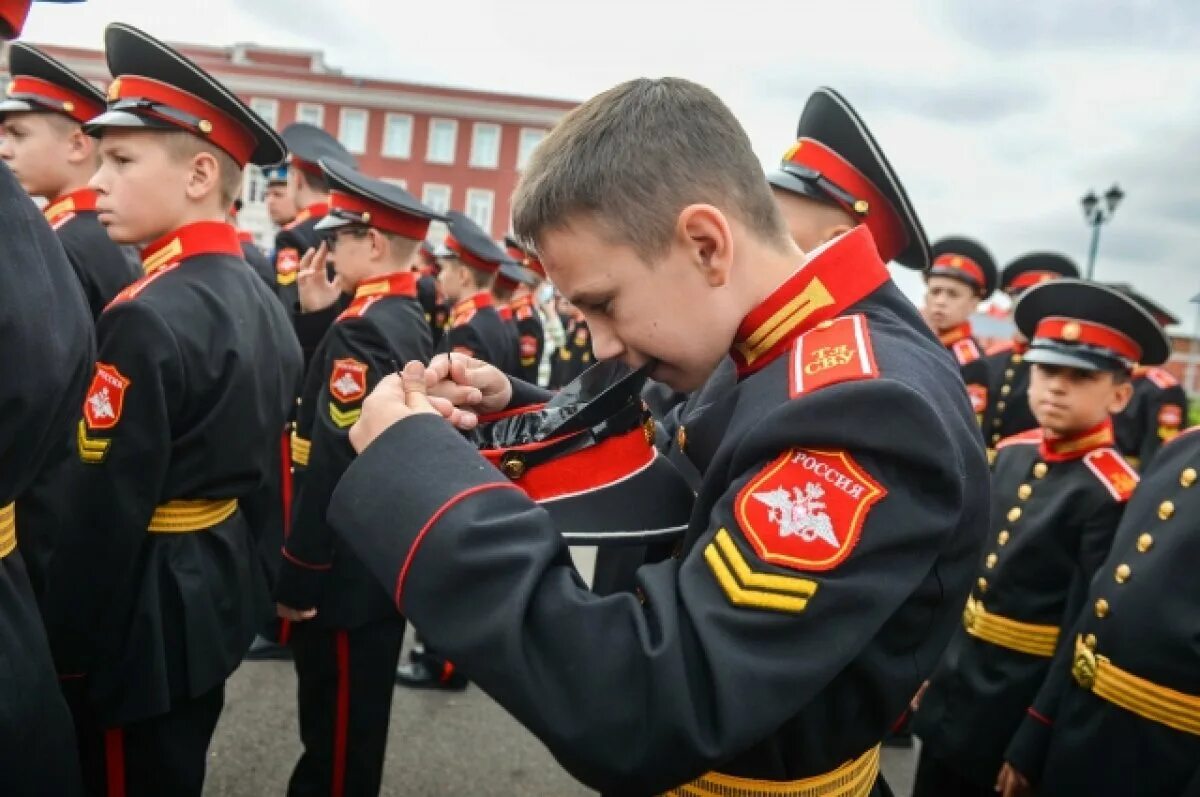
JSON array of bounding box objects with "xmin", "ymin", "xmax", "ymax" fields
[
  {"xmin": 445, "ymin": 234, "xmax": 500, "ymax": 274},
  {"xmin": 329, "ymin": 190, "xmax": 432, "ymax": 240},
  {"xmin": 1009, "ymin": 270, "xmax": 1062, "ymax": 291},
  {"xmin": 782, "ymin": 137, "xmax": 907, "ymax": 264},
  {"xmin": 6, "ymin": 76, "xmax": 104, "ymax": 123},
  {"xmin": 931, "ymin": 253, "xmax": 985, "ymax": 291},
  {"xmin": 107, "ymin": 75, "xmax": 257, "ymax": 166},
  {"xmin": 1034, "ymin": 316, "xmax": 1141, "ymax": 362}
]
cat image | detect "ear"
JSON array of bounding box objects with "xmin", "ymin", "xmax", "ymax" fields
[
  {"xmin": 677, "ymin": 204, "xmax": 733, "ymax": 288},
  {"xmin": 1108, "ymin": 379, "xmax": 1135, "ymax": 414},
  {"xmin": 184, "ymin": 150, "xmax": 222, "ymax": 203},
  {"xmin": 817, "ymin": 221, "xmax": 855, "ymax": 245},
  {"xmin": 368, "ymin": 228, "xmax": 387, "ymax": 261},
  {"xmin": 64, "ymin": 126, "xmax": 96, "ymax": 167}
]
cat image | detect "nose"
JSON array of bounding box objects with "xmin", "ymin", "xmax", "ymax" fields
[
  {"xmin": 587, "ymin": 319, "xmax": 624, "ymax": 362},
  {"xmin": 0, "ymin": 138, "xmax": 13, "ymax": 161}
]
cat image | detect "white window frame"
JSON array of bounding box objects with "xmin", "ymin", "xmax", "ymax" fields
[
  {"xmin": 249, "ymin": 97, "xmax": 279, "ymax": 128},
  {"xmin": 517, "ymin": 127, "xmax": 547, "ymax": 170},
  {"xmin": 382, "ymin": 113, "xmax": 414, "ymax": 159},
  {"xmin": 469, "ymin": 122, "xmax": 502, "ymax": 169},
  {"xmin": 338, "ymin": 107, "xmax": 369, "ymax": 155},
  {"xmin": 465, "ymin": 188, "xmax": 495, "ymax": 235},
  {"xmin": 426, "ymin": 118, "xmax": 458, "ymax": 165},
  {"xmin": 421, "ymin": 183, "xmax": 452, "ymax": 214},
  {"xmin": 295, "ymin": 102, "xmax": 324, "ymax": 128}
]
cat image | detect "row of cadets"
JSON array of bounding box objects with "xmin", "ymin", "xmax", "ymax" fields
[
  {"xmin": 228, "ymin": 197, "xmax": 275, "ymax": 289},
  {"xmin": 37, "ymin": 22, "xmax": 302, "ymax": 795},
  {"xmin": 274, "ymin": 159, "xmax": 441, "ymax": 795},
  {"xmin": 502, "ymin": 235, "xmax": 548, "ymax": 386},
  {"xmin": 0, "ymin": 0, "xmax": 97, "ymax": 792},
  {"xmin": 911, "ymin": 279, "xmax": 1171, "ymax": 797},
  {"xmin": 415, "ymin": 239, "xmax": 449, "ymax": 347}
]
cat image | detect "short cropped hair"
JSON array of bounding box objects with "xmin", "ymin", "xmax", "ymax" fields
[
  {"xmin": 162, "ymin": 131, "xmax": 243, "ymax": 210},
  {"xmin": 512, "ymin": 77, "xmax": 789, "ymax": 260}
]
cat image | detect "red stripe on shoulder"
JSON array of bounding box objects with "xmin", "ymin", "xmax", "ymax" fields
[
  {"xmin": 1144, "ymin": 367, "xmax": 1179, "ymax": 390},
  {"xmin": 1027, "ymin": 707, "xmax": 1053, "ymax": 727},
  {"xmin": 1083, "ymin": 448, "xmax": 1139, "ymax": 502},
  {"xmin": 996, "ymin": 429, "xmax": 1043, "ymax": 450},
  {"xmin": 789, "ymin": 314, "xmax": 879, "ymax": 398}
]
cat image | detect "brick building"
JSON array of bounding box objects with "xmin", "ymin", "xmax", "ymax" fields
[{"xmin": 3, "ymin": 41, "xmax": 577, "ymax": 246}]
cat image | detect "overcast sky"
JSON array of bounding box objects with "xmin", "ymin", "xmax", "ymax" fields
[{"xmin": 20, "ymin": 0, "xmax": 1200, "ymax": 330}]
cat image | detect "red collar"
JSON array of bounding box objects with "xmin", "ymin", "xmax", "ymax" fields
[
  {"xmin": 236, "ymin": 229, "xmax": 254, "ymax": 243},
  {"xmin": 731, "ymin": 225, "xmax": 891, "ymax": 379},
  {"xmin": 283, "ymin": 201, "xmax": 330, "ymax": 230},
  {"xmin": 140, "ymin": 221, "xmax": 243, "ymax": 275},
  {"xmin": 1040, "ymin": 419, "xmax": 1116, "ymax": 462},
  {"xmin": 938, "ymin": 322, "xmax": 973, "ymax": 348},
  {"xmin": 353, "ymin": 271, "xmax": 419, "ymax": 301},
  {"xmin": 43, "ymin": 188, "xmax": 98, "ymax": 226},
  {"xmin": 498, "ymin": 304, "xmax": 514, "ymax": 322},
  {"xmin": 451, "ymin": 291, "xmax": 494, "ymax": 326}
]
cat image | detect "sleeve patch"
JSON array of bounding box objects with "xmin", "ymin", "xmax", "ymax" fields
[
  {"xmin": 953, "ymin": 338, "xmax": 981, "ymax": 366},
  {"xmin": 967, "ymin": 384, "xmax": 988, "ymax": 415},
  {"xmin": 789, "ymin": 314, "xmax": 879, "ymax": 398},
  {"xmin": 84, "ymin": 362, "xmax": 130, "ymax": 431},
  {"xmin": 276, "ymin": 248, "xmax": 300, "ymax": 286},
  {"xmin": 519, "ymin": 334, "xmax": 539, "ymax": 363},
  {"xmin": 704, "ymin": 528, "xmax": 818, "ymax": 614},
  {"xmin": 77, "ymin": 419, "xmax": 111, "ymax": 464},
  {"xmin": 329, "ymin": 358, "xmax": 369, "ymax": 404},
  {"xmin": 1159, "ymin": 404, "xmax": 1183, "ymax": 428},
  {"xmin": 1083, "ymin": 448, "xmax": 1139, "ymax": 502},
  {"xmin": 733, "ymin": 448, "xmax": 887, "ymax": 572},
  {"xmin": 328, "ymin": 403, "xmax": 362, "ymax": 429}
]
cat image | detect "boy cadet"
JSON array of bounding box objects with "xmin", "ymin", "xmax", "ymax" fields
[
  {"xmin": 229, "ymin": 198, "xmax": 275, "ymax": 289},
  {"xmin": 980, "ymin": 253, "xmax": 1079, "ymax": 455},
  {"xmin": 41, "ymin": 23, "xmax": 302, "ymax": 795},
  {"xmin": 327, "ymin": 77, "xmax": 989, "ymax": 795},
  {"xmin": 275, "ymin": 161, "xmax": 438, "ymax": 797},
  {"xmin": 264, "ymin": 161, "xmax": 297, "ymax": 228},
  {"xmin": 0, "ymin": 2, "xmax": 93, "ymax": 794},
  {"xmin": 503, "ymin": 237, "xmax": 548, "ymax": 386},
  {"xmin": 912, "ymin": 279, "xmax": 1162, "ymax": 797},
  {"xmin": 1107, "ymin": 284, "xmax": 1189, "ymax": 470},
  {"xmin": 921, "ymin": 237, "xmax": 996, "ymax": 424},
  {"xmin": 550, "ymin": 301, "xmax": 594, "ymax": 387},
  {"xmin": 437, "ymin": 209, "xmax": 520, "ymax": 375},
  {"xmin": 1000, "ymin": 424, "xmax": 1200, "ymax": 796},
  {"xmin": 0, "ymin": 42, "xmax": 140, "ymax": 318},
  {"xmin": 493, "ymin": 258, "xmax": 541, "ymax": 382}
]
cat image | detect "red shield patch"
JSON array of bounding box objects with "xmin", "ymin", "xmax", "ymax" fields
[
  {"xmin": 276, "ymin": 248, "xmax": 300, "ymax": 285},
  {"xmin": 519, "ymin": 335, "xmax": 539, "ymax": 359},
  {"xmin": 967, "ymin": 384, "xmax": 988, "ymax": 415},
  {"xmin": 83, "ymin": 363, "xmax": 131, "ymax": 430},
  {"xmin": 734, "ymin": 448, "xmax": 886, "ymax": 572},
  {"xmin": 329, "ymin": 358, "xmax": 369, "ymax": 404},
  {"xmin": 1159, "ymin": 404, "xmax": 1183, "ymax": 427}
]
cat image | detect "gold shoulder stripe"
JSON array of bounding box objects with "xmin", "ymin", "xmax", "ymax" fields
[
  {"xmin": 328, "ymin": 403, "xmax": 362, "ymax": 429},
  {"xmin": 290, "ymin": 432, "xmax": 311, "ymax": 467},
  {"xmin": 77, "ymin": 419, "xmax": 111, "ymax": 464},
  {"xmin": 0, "ymin": 503, "xmax": 15, "ymax": 559},
  {"xmin": 142, "ymin": 237, "xmax": 183, "ymax": 275},
  {"xmin": 736, "ymin": 277, "xmax": 835, "ymax": 365},
  {"xmin": 704, "ymin": 528, "xmax": 818, "ymax": 613}
]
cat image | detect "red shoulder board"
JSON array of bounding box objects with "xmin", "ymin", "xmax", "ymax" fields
[
  {"xmin": 451, "ymin": 308, "xmax": 477, "ymax": 329},
  {"xmin": 986, "ymin": 340, "xmax": 1015, "ymax": 356},
  {"xmin": 734, "ymin": 448, "xmax": 887, "ymax": 573},
  {"xmin": 967, "ymin": 384, "xmax": 988, "ymax": 416},
  {"xmin": 1145, "ymin": 367, "xmax": 1179, "ymax": 390},
  {"xmin": 952, "ymin": 338, "xmax": 981, "ymax": 366},
  {"xmin": 276, "ymin": 248, "xmax": 300, "ymax": 286},
  {"xmin": 84, "ymin": 363, "xmax": 131, "ymax": 430},
  {"xmin": 996, "ymin": 429, "xmax": 1043, "ymax": 450},
  {"xmin": 519, "ymin": 334, "xmax": 539, "ymax": 365},
  {"xmin": 789, "ymin": 314, "xmax": 879, "ymax": 398},
  {"xmin": 336, "ymin": 295, "xmax": 382, "ymax": 323},
  {"xmin": 329, "ymin": 358, "xmax": 369, "ymax": 404},
  {"xmin": 515, "ymin": 304, "xmax": 534, "ymax": 321},
  {"xmin": 1083, "ymin": 448, "xmax": 1139, "ymax": 502}
]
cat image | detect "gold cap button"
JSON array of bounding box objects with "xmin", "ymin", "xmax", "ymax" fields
[
  {"xmin": 1007, "ymin": 507, "xmax": 1022, "ymax": 523},
  {"xmin": 62, "ymin": 100, "xmax": 76, "ymax": 113},
  {"xmin": 986, "ymin": 553, "xmax": 998, "ymax": 569},
  {"xmin": 1017, "ymin": 484, "xmax": 1033, "ymax": 500},
  {"xmin": 198, "ymin": 119, "xmax": 214, "ymax": 134},
  {"xmin": 998, "ymin": 530, "xmax": 1010, "ymax": 546},
  {"xmin": 1033, "ymin": 463, "xmax": 1048, "ymax": 479},
  {"xmin": 1115, "ymin": 564, "xmax": 1131, "ymax": 584},
  {"xmin": 1159, "ymin": 500, "xmax": 1175, "ymax": 520},
  {"xmin": 676, "ymin": 425, "xmax": 687, "ymax": 451},
  {"xmin": 1181, "ymin": 468, "xmax": 1197, "ymax": 488},
  {"xmin": 1084, "ymin": 633, "xmax": 1098, "ymax": 650},
  {"xmin": 501, "ymin": 457, "xmax": 526, "ymax": 480},
  {"xmin": 1095, "ymin": 598, "xmax": 1110, "ymax": 618},
  {"xmin": 977, "ymin": 577, "xmax": 988, "ymax": 593},
  {"xmin": 1137, "ymin": 533, "xmax": 1153, "ymax": 553}
]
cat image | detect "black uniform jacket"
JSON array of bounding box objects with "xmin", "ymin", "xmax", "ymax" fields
[
  {"xmin": 1114, "ymin": 366, "xmax": 1190, "ymax": 471},
  {"xmin": 43, "ymin": 188, "xmax": 140, "ymax": 320},
  {"xmin": 510, "ymin": 293, "xmax": 545, "ymax": 386},
  {"xmin": 447, "ymin": 291, "xmax": 518, "ymax": 376},
  {"xmin": 239, "ymin": 231, "xmax": 275, "ymax": 291},
  {"xmin": 912, "ymin": 420, "xmax": 1135, "ymax": 786},
  {"xmin": 938, "ymin": 322, "xmax": 990, "ymax": 425},
  {"xmin": 276, "ymin": 271, "xmax": 432, "ymax": 629},
  {"xmin": 327, "ymin": 226, "xmax": 990, "ymax": 795},
  {"xmin": 1007, "ymin": 426, "xmax": 1200, "ymax": 796},
  {"xmin": 551, "ymin": 312, "xmax": 594, "ymax": 388},
  {"xmin": 44, "ymin": 221, "xmax": 302, "ymax": 726},
  {"xmin": 274, "ymin": 202, "xmax": 342, "ymax": 367}
]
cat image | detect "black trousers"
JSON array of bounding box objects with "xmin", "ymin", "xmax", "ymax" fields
[
  {"xmin": 287, "ymin": 617, "xmax": 405, "ymax": 797},
  {"xmin": 68, "ymin": 683, "xmax": 225, "ymax": 797},
  {"xmin": 912, "ymin": 746, "xmax": 995, "ymax": 797}
]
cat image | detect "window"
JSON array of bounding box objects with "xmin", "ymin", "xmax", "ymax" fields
[
  {"xmin": 517, "ymin": 128, "xmax": 547, "ymax": 170},
  {"xmin": 338, "ymin": 108, "xmax": 369, "ymax": 155},
  {"xmin": 244, "ymin": 166, "xmax": 267, "ymax": 204},
  {"xmin": 426, "ymin": 118, "xmax": 458, "ymax": 164},
  {"xmin": 382, "ymin": 113, "xmax": 413, "ymax": 159},
  {"xmin": 421, "ymin": 183, "xmax": 452, "ymax": 214},
  {"xmin": 465, "ymin": 188, "xmax": 494, "ymax": 234},
  {"xmin": 249, "ymin": 97, "xmax": 279, "ymax": 128},
  {"xmin": 295, "ymin": 102, "xmax": 324, "ymax": 127},
  {"xmin": 469, "ymin": 122, "xmax": 501, "ymax": 169}
]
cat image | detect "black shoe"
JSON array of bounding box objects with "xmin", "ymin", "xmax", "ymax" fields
[
  {"xmin": 245, "ymin": 635, "xmax": 292, "ymax": 661},
  {"xmin": 395, "ymin": 659, "xmax": 469, "ymax": 691}
]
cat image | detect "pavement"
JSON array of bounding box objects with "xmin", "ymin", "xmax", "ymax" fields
[{"xmin": 204, "ymin": 548, "xmax": 919, "ymax": 796}]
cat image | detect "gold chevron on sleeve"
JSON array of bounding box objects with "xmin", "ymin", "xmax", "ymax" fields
[
  {"xmin": 328, "ymin": 403, "xmax": 362, "ymax": 429},
  {"xmin": 77, "ymin": 419, "xmax": 111, "ymax": 464},
  {"xmin": 290, "ymin": 432, "xmax": 311, "ymax": 467},
  {"xmin": 704, "ymin": 528, "xmax": 818, "ymax": 613}
]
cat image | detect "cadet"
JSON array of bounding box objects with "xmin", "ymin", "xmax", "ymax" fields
[
  {"xmin": 1107, "ymin": 284, "xmax": 1189, "ymax": 470},
  {"xmin": 327, "ymin": 77, "xmax": 988, "ymax": 795},
  {"xmin": 264, "ymin": 162, "xmax": 297, "ymax": 228},
  {"xmin": 1000, "ymin": 425, "xmax": 1200, "ymax": 796},
  {"xmin": 503, "ymin": 237, "xmax": 547, "ymax": 385},
  {"xmin": 0, "ymin": 3, "xmax": 92, "ymax": 794},
  {"xmin": 41, "ymin": 23, "xmax": 302, "ymax": 795},
  {"xmin": 436, "ymin": 210, "xmax": 519, "ymax": 374},
  {"xmin": 550, "ymin": 300, "xmax": 593, "ymax": 387},
  {"xmin": 921, "ymin": 237, "xmax": 997, "ymax": 424},
  {"xmin": 415, "ymin": 240, "xmax": 448, "ymax": 347},
  {"xmin": 275, "ymin": 161, "xmax": 438, "ymax": 797},
  {"xmin": 229, "ymin": 198, "xmax": 275, "ymax": 289},
  {"xmin": 912, "ymin": 279, "xmax": 1162, "ymax": 797},
  {"xmin": 980, "ymin": 253, "xmax": 1080, "ymax": 455}
]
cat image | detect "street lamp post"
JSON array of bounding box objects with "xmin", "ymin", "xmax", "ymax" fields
[{"xmin": 1080, "ymin": 184, "xmax": 1125, "ymax": 280}]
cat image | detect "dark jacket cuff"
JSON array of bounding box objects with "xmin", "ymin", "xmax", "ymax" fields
[
  {"xmin": 1004, "ymin": 710, "xmax": 1054, "ymax": 785},
  {"xmin": 274, "ymin": 550, "xmax": 329, "ymax": 610}
]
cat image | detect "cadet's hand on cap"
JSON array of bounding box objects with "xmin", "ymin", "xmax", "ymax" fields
[
  {"xmin": 276, "ymin": 602, "xmax": 317, "ymax": 622},
  {"xmin": 425, "ymin": 352, "xmax": 512, "ymax": 415},
  {"xmin": 349, "ymin": 362, "xmax": 441, "ymax": 453},
  {"xmin": 297, "ymin": 241, "xmax": 342, "ymax": 313}
]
